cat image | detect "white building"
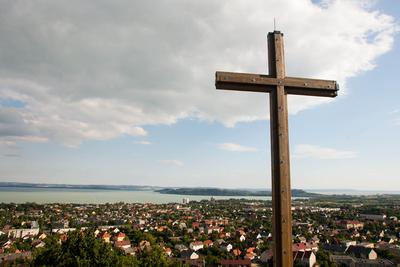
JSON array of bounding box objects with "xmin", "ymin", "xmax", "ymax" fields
[
  {"xmin": 8, "ymin": 228, "xmax": 40, "ymax": 238},
  {"xmin": 189, "ymin": 241, "xmax": 204, "ymax": 251}
]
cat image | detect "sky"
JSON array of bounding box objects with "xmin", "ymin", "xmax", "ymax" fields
[{"xmin": 0, "ymin": 0, "xmax": 399, "ymax": 190}]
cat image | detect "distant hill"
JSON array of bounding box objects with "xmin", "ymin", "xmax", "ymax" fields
[
  {"xmin": 0, "ymin": 182, "xmax": 157, "ymax": 191},
  {"xmin": 156, "ymin": 188, "xmax": 321, "ymax": 197}
]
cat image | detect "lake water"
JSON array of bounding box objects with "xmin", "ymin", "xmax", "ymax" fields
[
  {"xmin": 0, "ymin": 187, "xmax": 273, "ymax": 204},
  {"xmin": 1, "ymin": 187, "xmax": 397, "ymax": 204}
]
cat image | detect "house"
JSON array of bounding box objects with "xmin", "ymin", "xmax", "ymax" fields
[
  {"xmin": 114, "ymin": 232, "xmax": 126, "ymax": 242},
  {"xmin": 114, "ymin": 240, "xmax": 131, "ymax": 249},
  {"xmin": 382, "ymin": 236, "xmax": 397, "ymax": 244},
  {"xmin": 330, "ymin": 255, "xmax": 356, "ymax": 266},
  {"xmin": 30, "ymin": 221, "xmax": 39, "ymax": 229},
  {"xmin": 190, "ymin": 241, "xmax": 204, "ymax": 251},
  {"xmin": 346, "ymin": 245, "xmax": 377, "ymax": 260},
  {"xmin": 219, "ymin": 259, "xmax": 251, "ymax": 267},
  {"xmin": 298, "ymin": 236, "xmax": 307, "ymax": 243},
  {"xmin": 181, "ymin": 251, "xmax": 199, "ymax": 260},
  {"xmin": 139, "ymin": 240, "xmax": 151, "ymax": 252},
  {"xmin": 164, "ymin": 247, "xmax": 172, "ymax": 257},
  {"xmin": 244, "ymin": 253, "xmax": 255, "ymax": 260},
  {"xmin": 293, "ymin": 251, "xmax": 316, "ymax": 267},
  {"xmin": 260, "ymin": 250, "xmax": 273, "ymax": 263},
  {"xmin": 358, "ymin": 242, "xmax": 375, "ymax": 248},
  {"xmin": 233, "ymin": 248, "xmax": 242, "ymax": 257},
  {"xmin": 311, "ymin": 236, "xmax": 320, "ymax": 244},
  {"xmin": 32, "ymin": 240, "xmax": 45, "ymax": 248},
  {"xmin": 375, "ymin": 241, "xmax": 391, "ymax": 250},
  {"xmin": 192, "ymin": 222, "xmax": 200, "ymax": 229},
  {"xmin": 38, "ymin": 233, "xmax": 47, "ymax": 240},
  {"xmin": 216, "ymin": 239, "xmax": 225, "ymax": 245},
  {"xmin": 341, "ymin": 240, "xmax": 357, "ymax": 248},
  {"xmin": 189, "ymin": 252, "xmax": 199, "ymax": 260},
  {"xmin": 206, "ymin": 226, "xmax": 220, "ymax": 234},
  {"xmin": 157, "ymin": 226, "xmax": 168, "ymax": 232},
  {"xmin": 203, "ymin": 240, "xmax": 213, "ymax": 247},
  {"xmin": 59, "ymin": 233, "xmax": 68, "ymax": 242},
  {"xmin": 100, "ymin": 232, "xmax": 111, "ymax": 243},
  {"xmin": 293, "ymin": 243, "xmax": 307, "ymax": 252},
  {"xmin": 7, "ymin": 228, "xmax": 40, "ymax": 238},
  {"xmin": 339, "ymin": 220, "xmax": 364, "ymax": 230},
  {"xmin": 175, "ymin": 244, "xmax": 188, "ymax": 252},
  {"xmin": 52, "ymin": 228, "xmax": 77, "ymax": 234},
  {"xmin": 94, "ymin": 229, "xmax": 100, "ymax": 236},
  {"xmin": 122, "ymin": 247, "xmax": 136, "ymax": 256},
  {"xmin": 222, "ymin": 243, "xmax": 233, "ymax": 252},
  {"xmin": 2, "ymin": 240, "xmax": 13, "ymax": 250},
  {"xmin": 246, "ymin": 247, "xmax": 255, "ymax": 254}
]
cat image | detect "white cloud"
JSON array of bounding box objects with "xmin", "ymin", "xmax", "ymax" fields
[
  {"xmin": 159, "ymin": 160, "xmax": 184, "ymax": 167},
  {"xmin": 133, "ymin": 141, "xmax": 152, "ymax": 145},
  {"xmin": 0, "ymin": 0, "xmax": 397, "ymax": 146},
  {"xmin": 293, "ymin": 144, "xmax": 358, "ymax": 159},
  {"xmin": 218, "ymin": 143, "xmax": 258, "ymax": 152}
]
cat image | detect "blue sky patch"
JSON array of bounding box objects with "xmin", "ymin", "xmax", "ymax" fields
[{"xmin": 0, "ymin": 98, "xmax": 26, "ymax": 108}]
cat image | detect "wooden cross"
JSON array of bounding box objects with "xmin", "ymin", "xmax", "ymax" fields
[{"xmin": 215, "ymin": 31, "xmax": 338, "ymax": 267}]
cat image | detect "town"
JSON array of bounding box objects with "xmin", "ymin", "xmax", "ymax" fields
[{"xmin": 0, "ymin": 195, "xmax": 400, "ymax": 266}]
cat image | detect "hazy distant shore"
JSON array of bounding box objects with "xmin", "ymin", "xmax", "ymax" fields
[{"xmin": 1, "ymin": 182, "xmax": 399, "ymax": 196}]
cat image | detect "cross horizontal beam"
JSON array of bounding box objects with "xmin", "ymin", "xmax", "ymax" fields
[{"xmin": 216, "ymin": 71, "xmax": 338, "ymax": 97}]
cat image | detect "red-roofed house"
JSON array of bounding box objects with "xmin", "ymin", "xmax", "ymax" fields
[
  {"xmin": 164, "ymin": 247, "xmax": 172, "ymax": 257},
  {"xmin": 192, "ymin": 222, "xmax": 200, "ymax": 229},
  {"xmin": 115, "ymin": 232, "xmax": 126, "ymax": 242},
  {"xmin": 100, "ymin": 232, "xmax": 111, "ymax": 243},
  {"xmin": 246, "ymin": 247, "xmax": 255, "ymax": 254},
  {"xmin": 114, "ymin": 240, "xmax": 131, "ymax": 250},
  {"xmin": 233, "ymin": 248, "xmax": 242, "ymax": 257},
  {"xmin": 203, "ymin": 240, "xmax": 213, "ymax": 247},
  {"xmin": 244, "ymin": 253, "xmax": 255, "ymax": 260}
]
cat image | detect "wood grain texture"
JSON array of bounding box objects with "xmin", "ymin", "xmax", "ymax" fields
[
  {"xmin": 268, "ymin": 31, "xmax": 293, "ymax": 267},
  {"xmin": 215, "ymin": 72, "xmax": 337, "ymax": 97}
]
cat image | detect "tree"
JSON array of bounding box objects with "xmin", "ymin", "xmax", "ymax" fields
[
  {"xmin": 33, "ymin": 229, "xmax": 137, "ymax": 267},
  {"xmin": 316, "ymin": 250, "xmax": 337, "ymax": 267}
]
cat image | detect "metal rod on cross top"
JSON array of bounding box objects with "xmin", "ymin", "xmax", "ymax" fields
[{"xmin": 214, "ymin": 31, "xmax": 339, "ymax": 267}]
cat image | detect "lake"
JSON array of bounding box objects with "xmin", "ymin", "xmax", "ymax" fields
[
  {"xmin": 0, "ymin": 187, "xmax": 273, "ymax": 204},
  {"xmin": 1, "ymin": 187, "xmax": 396, "ymax": 204}
]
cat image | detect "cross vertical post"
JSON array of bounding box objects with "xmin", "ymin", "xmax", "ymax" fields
[
  {"xmin": 214, "ymin": 31, "xmax": 338, "ymax": 267},
  {"xmin": 268, "ymin": 31, "xmax": 293, "ymax": 267}
]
